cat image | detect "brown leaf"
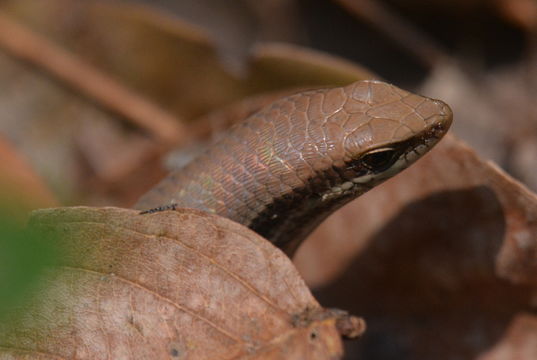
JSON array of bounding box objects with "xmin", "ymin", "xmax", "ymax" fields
[{"xmin": 0, "ymin": 207, "xmax": 360, "ymax": 359}]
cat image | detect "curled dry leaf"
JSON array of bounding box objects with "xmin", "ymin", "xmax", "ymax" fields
[{"xmin": 0, "ymin": 207, "xmax": 363, "ymax": 359}]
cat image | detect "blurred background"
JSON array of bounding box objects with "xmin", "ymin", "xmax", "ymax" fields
[
  {"xmin": 0, "ymin": 0, "xmax": 537, "ymax": 359},
  {"xmin": 1, "ymin": 0, "xmax": 536, "ymax": 207}
]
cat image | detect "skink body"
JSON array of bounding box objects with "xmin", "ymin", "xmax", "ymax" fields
[{"xmin": 136, "ymin": 80, "xmax": 453, "ymax": 255}]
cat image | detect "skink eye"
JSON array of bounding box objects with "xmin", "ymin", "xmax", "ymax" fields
[{"xmin": 361, "ymin": 148, "xmax": 397, "ymax": 171}]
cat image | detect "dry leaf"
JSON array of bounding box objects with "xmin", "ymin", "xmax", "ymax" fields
[{"xmin": 0, "ymin": 207, "xmax": 363, "ymax": 359}]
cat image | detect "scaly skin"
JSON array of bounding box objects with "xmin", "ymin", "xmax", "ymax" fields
[{"xmin": 136, "ymin": 80, "xmax": 453, "ymax": 255}]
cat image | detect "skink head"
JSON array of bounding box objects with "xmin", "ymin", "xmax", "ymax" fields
[
  {"xmin": 318, "ymin": 80, "xmax": 452, "ymax": 197},
  {"xmin": 250, "ymin": 80, "xmax": 452, "ymax": 254}
]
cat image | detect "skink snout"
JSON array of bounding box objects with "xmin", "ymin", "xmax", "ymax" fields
[
  {"xmin": 426, "ymin": 99, "xmax": 453, "ymax": 139},
  {"xmin": 433, "ymin": 99, "xmax": 453, "ymax": 127}
]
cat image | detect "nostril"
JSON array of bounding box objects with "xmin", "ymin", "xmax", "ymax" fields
[
  {"xmin": 434, "ymin": 100, "xmax": 453, "ymax": 119},
  {"xmin": 432, "ymin": 100, "xmax": 453, "ymax": 129}
]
